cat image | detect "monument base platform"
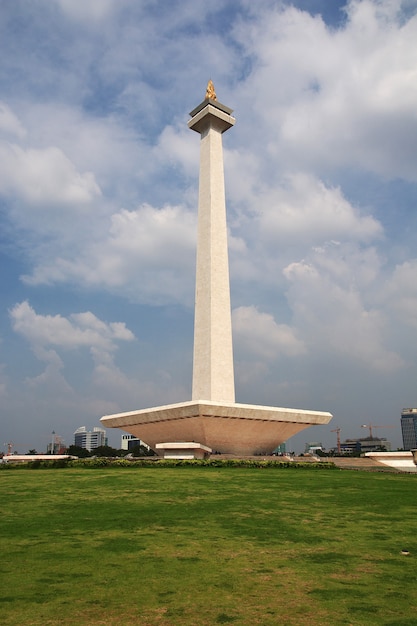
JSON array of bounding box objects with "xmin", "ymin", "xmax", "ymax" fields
[
  {"xmin": 101, "ymin": 400, "xmax": 332, "ymax": 456},
  {"xmin": 155, "ymin": 442, "xmax": 212, "ymax": 460}
]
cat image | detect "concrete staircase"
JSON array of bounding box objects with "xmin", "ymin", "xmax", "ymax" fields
[{"xmin": 328, "ymin": 456, "xmax": 398, "ymax": 471}]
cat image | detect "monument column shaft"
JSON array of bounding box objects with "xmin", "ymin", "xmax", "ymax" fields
[{"xmin": 191, "ymin": 116, "xmax": 235, "ymax": 403}]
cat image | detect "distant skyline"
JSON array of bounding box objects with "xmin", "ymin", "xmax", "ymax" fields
[{"xmin": 1, "ymin": 0, "xmax": 417, "ymax": 453}]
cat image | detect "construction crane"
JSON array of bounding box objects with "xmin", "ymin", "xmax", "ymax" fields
[
  {"xmin": 3, "ymin": 441, "xmax": 40, "ymax": 455},
  {"xmin": 331, "ymin": 428, "xmax": 341, "ymax": 454},
  {"xmin": 361, "ymin": 424, "xmax": 395, "ymax": 439}
]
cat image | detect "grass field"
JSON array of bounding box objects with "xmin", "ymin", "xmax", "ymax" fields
[{"xmin": 1, "ymin": 467, "xmax": 416, "ymax": 625}]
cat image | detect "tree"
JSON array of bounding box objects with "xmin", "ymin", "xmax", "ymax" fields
[
  {"xmin": 93, "ymin": 445, "xmax": 118, "ymax": 457},
  {"xmin": 28, "ymin": 449, "xmax": 38, "ymax": 455},
  {"xmin": 66, "ymin": 445, "xmax": 91, "ymax": 458},
  {"xmin": 130, "ymin": 444, "xmax": 156, "ymax": 457}
]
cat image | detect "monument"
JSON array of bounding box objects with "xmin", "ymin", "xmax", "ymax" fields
[{"xmin": 100, "ymin": 81, "xmax": 332, "ymax": 455}]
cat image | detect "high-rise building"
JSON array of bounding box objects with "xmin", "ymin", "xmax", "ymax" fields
[
  {"xmin": 401, "ymin": 408, "xmax": 417, "ymax": 450},
  {"xmin": 74, "ymin": 426, "xmax": 107, "ymax": 451}
]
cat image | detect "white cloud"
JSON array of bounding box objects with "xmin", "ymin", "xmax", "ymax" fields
[
  {"xmin": 283, "ymin": 257, "xmax": 405, "ymax": 372},
  {"xmin": 155, "ymin": 124, "xmax": 198, "ymax": 178},
  {"xmin": 20, "ymin": 103, "xmax": 149, "ymax": 193},
  {"xmin": 9, "ymin": 302, "xmax": 137, "ymax": 410},
  {"xmin": 382, "ymin": 259, "xmax": 417, "ymax": 329},
  {"xmin": 23, "ymin": 203, "xmax": 197, "ymax": 305},
  {"xmin": 25, "ymin": 346, "xmax": 73, "ymax": 393},
  {"xmin": 90, "ymin": 346, "xmax": 135, "ymax": 393},
  {"xmin": 233, "ymin": 305, "xmax": 306, "ymax": 360},
  {"xmin": 0, "ymin": 101, "xmax": 196, "ymax": 299},
  {"xmin": 0, "ymin": 102, "xmax": 26, "ymax": 139},
  {"xmin": 233, "ymin": 0, "xmax": 417, "ymax": 180},
  {"xmin": 0, "ymin": 143, "xmax": 101, "ymax": 206},
  {"xmin": 52, "ymin": 0, "xmax": 119, "ymax": 20},
  {"xmin": 10, "ymin": 301, "xmax": 134, "ymax": 351},
  {"xmin": 227, "ymin": 171, "xmax": 384, "ymax": 299},
  {"xmin": 256, "ymin": 173, "xmax": 382, "ymax": 245}
]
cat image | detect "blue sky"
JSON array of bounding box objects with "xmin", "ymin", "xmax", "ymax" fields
[{"xmin": 1, "ymin": 0, "xmax": 416, "ymax": 453}]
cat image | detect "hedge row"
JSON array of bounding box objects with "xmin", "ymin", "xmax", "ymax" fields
[{"xmin": 0, "ymin": 457, "xmax": 336, "ymax": 470}]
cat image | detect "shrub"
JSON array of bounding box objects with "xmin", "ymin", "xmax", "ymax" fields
[{"xmin": 1, "ymin": 457, "xmax": 337, "ymax": 470}]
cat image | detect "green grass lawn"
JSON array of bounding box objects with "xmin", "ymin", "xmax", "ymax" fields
[{"xmin": 1, "ymin": 467, "xmax": 416, "ymax": 625}]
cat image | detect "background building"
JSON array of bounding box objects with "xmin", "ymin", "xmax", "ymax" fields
[
  {"xmin": 340, "ymin": 437, "xmax": 391, "ymax": 454},
  {"xmin": 46, "ymin": 431, "xmax": 65, "ymax": 454},
  {"xmin": 401, "ymin": 408, "xmax": 417, "ymax": 450},
  {"xmin": 121, "ymin": 434, "xmax": 146, "ymax": 451},
  {"xmin": 305, "ymin": 442, "xmax": 324, "ymax": 455},
  {"xmin": 74, "ymin": 426, "xmax": 107, "ymax": 452}
]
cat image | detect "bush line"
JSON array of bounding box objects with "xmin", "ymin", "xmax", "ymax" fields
[{"xmin": 0, "ymin": 457, "xmax": 336, "ymax": 470}]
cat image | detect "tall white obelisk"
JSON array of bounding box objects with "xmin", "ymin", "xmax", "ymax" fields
[
  {"xmin": 100, "ymin": 82, "xmax": 332, "ymax": 456},
  {"xmin": 188, "ymin": 80, "xmax": 235, "ymax": 403}
]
